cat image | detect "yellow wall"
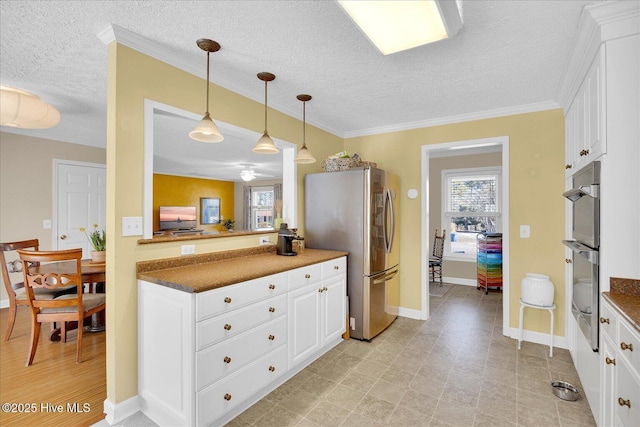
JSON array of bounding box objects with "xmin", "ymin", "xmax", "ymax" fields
[
  {"xmin": 153, "ymin": 174, "xmax": 234, "ymax": 232},
  {"xmin": 344, "ymin": 109, "xmax": 566, "ymax": 336},
  {"xmin": 107, "ymin": 41, "xmax": 565, "ymax": 406},
  {"xmin": 106, "ymin": 43, "xmax": 343, "ymax": 403}
]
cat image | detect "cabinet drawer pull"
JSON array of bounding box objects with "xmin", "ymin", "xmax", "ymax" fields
[
  {"xmin": 318, "ymin": 288, "xmax": 324, "ymax": 293},
  {"xmin": 323, "ymin": 287, "xmax": 328, "ymax": 292},
  {"xmin": 565, "ymin": 164, "xmax": 572, "ymax": 169},
  {"xmin": 268, "ymin": 335, "xmax": 275, "ymax": 341},
  {"xmin": 224, "ymin": 297, "xmax": 232, "ymax": 304},
  {"xmin": 269, "ymin": 307, "xmax": 276, "ymax": 313},
  {"xmin": 224, "ymin": 393, "xmax": 232, "ymax": 401},
  {"xmin": 618, "ymin": 397, "xmax": 631, "ymax": 408},
  {"xmin": 223, "ymin": 356, "xmax": 231, "ymax": 364},
  {"xmin": 334, "ymin": 265, "xmax": 340, "ymax": 270},
  {"xmin": 268, "ymin": 365, "xmax": 276, "ymax": 372},
  {"xmin": 620, "ymin": 342, "xmax": 633, "ymax": 351},
  {"xmin": 269, "ymin": 284, "xmax": 276, "ymax": 290},
  {"xmin": 605, "ymin": 357, "xmax": 616, "ymax": 365},
  {"xmin": 224, "ymin": 324, "xmax": 232, "ymax": 331},
  {"xmin": 600, "ymin": 317, "xmax": 610, "ymax": 324},
  {"xmin": 305, "ymin": 274, "xmax": 311, "ymax": 279},
  {"xmin": 565, "ymin": 259, "xmax": 572, "ymax": 263}
]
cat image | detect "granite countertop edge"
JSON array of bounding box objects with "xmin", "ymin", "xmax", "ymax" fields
[
  {"xmin": 137, "ymin": 247, "xmax": 348, "ymax": 293},
  {"xmin": 602, "ymin": 277, "xmax": 640, "ymax": 333}
]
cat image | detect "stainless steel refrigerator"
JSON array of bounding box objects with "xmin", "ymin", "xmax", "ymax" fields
[{"xmin": 305, "ymin": 167, "xmax": 400, "ymax": 340}]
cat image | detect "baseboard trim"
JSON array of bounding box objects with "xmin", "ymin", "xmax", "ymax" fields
[
  {"xmin": 397, "ymin": 307, "xmax": 423, "ymax": 320},
  {"xmin": 508, "ymin": 326, "xmax": 569, "ymax": 351},
  {"xmin": 103, "ymin": 395, "xmax": 141, "ymax": 426}
]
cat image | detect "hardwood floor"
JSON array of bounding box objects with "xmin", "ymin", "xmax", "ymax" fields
[{"xmin": 0, "ymin": 305, "xmax": 106, "ymax": 426}]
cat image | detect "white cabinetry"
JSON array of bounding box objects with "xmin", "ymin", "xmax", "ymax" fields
[
  {"xmin": 565, "ymin": 47, "xmax": 606, "ymax": 177},
  {"xmin": 600, "ymin": 299, "xmax": 640, "ymax": 427},
  {"xmin": 138, "ymin": 256, "xmax": 346, "ymax": 427},
  {"xmin": 288, "ymin": 258, "xmax": 347, "ymax": 367}
]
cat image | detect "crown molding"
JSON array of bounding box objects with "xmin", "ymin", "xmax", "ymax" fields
[
  {"xmin": 557, "ymin": 1, "xmax": 640, "ymax": 111},
  {"xmin": 342, "ymin": 101, "xmax": 560, "ymax": 139}
]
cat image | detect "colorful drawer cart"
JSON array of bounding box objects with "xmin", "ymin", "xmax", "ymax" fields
[{"xmin": 477, "ymin": 233, "xmax": 503, "ymax": 294}]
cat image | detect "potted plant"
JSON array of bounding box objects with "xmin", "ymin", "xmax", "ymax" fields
[
  {"xmin": 80, "ymin": 224, "xmax": 106, "ymax": 262},
  {"xmin": 222, "ymin": 218, "xmax": 235, "ymax": 232}
]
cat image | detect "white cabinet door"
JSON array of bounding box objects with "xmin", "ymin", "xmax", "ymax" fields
[
  {"xmin": 288, "ymin": 283, "xmax": 322, "ymax": 366},
  {"xmin": 602, "ymin": 335, "xmax": 617, "ymax": 427},
  {"xmin": 321, "ymin": 274, "xmax": 346, "ymax": 345},
  {"xmin": 616, "ymin": 359, "xmax": 640, "ymax": 427}
]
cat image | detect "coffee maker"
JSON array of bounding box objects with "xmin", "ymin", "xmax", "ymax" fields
[{"xmin": 277, "ymin": 223, "xmax": 303, "ymax": 256}]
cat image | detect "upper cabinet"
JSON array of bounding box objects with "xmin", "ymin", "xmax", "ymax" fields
[{"xmin": 564, "ymin": 47, "xmax": 606, "ymax": 176}]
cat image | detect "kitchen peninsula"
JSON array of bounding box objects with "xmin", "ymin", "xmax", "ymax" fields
[{"xmin": 137, "ymin": 246, "xmax": 348, "ymax": 426}]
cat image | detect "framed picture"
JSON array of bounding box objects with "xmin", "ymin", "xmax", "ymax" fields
[{"xmin": 200, "ymin": 197, "xmax": 220, "ymax": 224}]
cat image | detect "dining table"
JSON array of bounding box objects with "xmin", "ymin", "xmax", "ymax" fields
[{"xmin": 34, "ymin": 259, "xmax": 106, "ymax": 340}]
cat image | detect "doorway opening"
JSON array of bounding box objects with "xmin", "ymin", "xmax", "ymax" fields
[{"xmin": 421, "ymin": 136, "xmax": 510, "ymax": 336}]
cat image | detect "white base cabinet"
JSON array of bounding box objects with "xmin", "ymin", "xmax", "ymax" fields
[
  {"xmin": 600, "ymin": 299, "xmax": 640, "ymax": 427},
  {"xmin": 138, "ymin": 256, "xmax": 346, "ymax": 427}
]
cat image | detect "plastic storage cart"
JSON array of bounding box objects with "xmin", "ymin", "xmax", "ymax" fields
[{"xmin": 477, "ymin": 233, "xmax": 503, "ymax": 294}]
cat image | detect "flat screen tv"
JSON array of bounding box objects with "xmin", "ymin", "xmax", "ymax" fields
[{"xmin": 159, "ymin": 206, "xmax": 197, "ymax": 231}]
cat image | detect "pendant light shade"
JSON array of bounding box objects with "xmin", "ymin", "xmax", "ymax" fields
[
  {"xmin": 294, "ymin": 94, "xmax": 316, "ymax": 164},
  {"xmin": 189, "ymin": 39, "xmax": 224, "ymax": 143},
  {"xmin": 0, "ymin": 86, "xmax": 60, "ymax": 129},
  {"xmin": 253, "ymin": 72, "xmax": 279, "ymax": 154}
]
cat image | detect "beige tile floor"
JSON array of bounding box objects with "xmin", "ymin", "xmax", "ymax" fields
[{"xmin": 227, "ymin": 283, "xmax": 596, "ymax": 427}]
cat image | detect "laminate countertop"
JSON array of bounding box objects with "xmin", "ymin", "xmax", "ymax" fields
[
  {"xmin": 602, "ymin": 277, "xmax": 640, "ymax": 333},
  {"xmin": 137, "ymin": 246, "xmax": 348, "ymax": 293}
]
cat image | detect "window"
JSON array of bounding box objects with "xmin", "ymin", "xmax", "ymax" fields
[
  {"xmin": 251, "ymin": 186, "xmax": 274, "ymax": 230},
  {"xmin": 442, "ymin": 167, "xmax": 501, "ymax": 260}
]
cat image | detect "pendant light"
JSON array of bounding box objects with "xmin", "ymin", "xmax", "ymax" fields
[
  {"xmin": 252, "ymin": 72, "xmax": 279, "ymax": 154},
  {"xmin": 189, "ymin": 38, "xmax": 224, "ymax": 143},
  {"xmin": 0, "ymin": 85, "xmax": 60, "ymax": 129},
  {"xmin": 294, "ymin": 94, "xmax": 316, "ymax": 164}
]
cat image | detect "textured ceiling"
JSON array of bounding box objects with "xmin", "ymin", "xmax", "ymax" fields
[{"xmin": 0, "ymin": 0, "xmax": 599, "ymax": 180}]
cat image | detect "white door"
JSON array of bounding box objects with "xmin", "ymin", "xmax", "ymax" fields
[{"xmin": 54, "ymin": 160, "xmax": 106, "ymax": 259}]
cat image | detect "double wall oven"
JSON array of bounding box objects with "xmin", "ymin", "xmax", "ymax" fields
[{"xmin": 563, "ymin": 161, "xmax": 600, "ymax": 352}]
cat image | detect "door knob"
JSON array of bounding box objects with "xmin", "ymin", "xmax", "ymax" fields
[{"xmin": 60, "ymin": 234, "xmax": 67, "ymax": 240}]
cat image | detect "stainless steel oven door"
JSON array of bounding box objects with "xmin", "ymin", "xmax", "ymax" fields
[{"xmin": 564, "ymin": 240, "xmax": 599, "ymax": 351}]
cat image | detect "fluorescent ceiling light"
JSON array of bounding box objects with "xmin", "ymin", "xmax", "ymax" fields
[{"xmin": 338, "ymin": 0, "xmax": 462, "ymax": 55}]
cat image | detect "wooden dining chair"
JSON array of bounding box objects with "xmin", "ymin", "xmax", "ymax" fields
[
  {"xmin": 16, "ymin": 248, "xmax": 106, "ymax": 366},
  {"xmin": 1, "ymin": 239, "xmax": 62, "ymax": 341},
  {"xmin": 429, "ymin": 229, "xmax": 446, "ymax": 287}
]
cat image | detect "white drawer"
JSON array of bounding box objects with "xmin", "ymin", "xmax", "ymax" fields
[
  {"xmin": 196, "ymin": 294, "xmax": 287, "ymax": 350},
  {"xmin": 616, "ymin": 358, "xmax": 640, "ymax": 427},
  {"xmin": 196, "ymin": 272, "xmax": 287, "ymax": 321},
  {"xmin": 196, "ymin": 315, "xmax": 287, "ymax": 391},
  {"xmin": 600, "ymin": 301, "xmax": 617, "ymax": 341},
  {"xmin": 197, "ymin": 345, "xmax": 287, "ymax": 426},
  {"xmin": 322, "ymin": 257, "xmax": 346, "ymax": 279},
  {"xmin": 287, "ymin": 263, "xmax": 322, "ymax": 290},
  {"xmin": 619, "ymin": 320, "xmax": 640, "ymax": 376}
]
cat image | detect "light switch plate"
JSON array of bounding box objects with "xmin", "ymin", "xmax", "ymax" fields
[
  {"xmin": 43, "ymin": 219, "xmax": 52, "ymax": 229},
  {"xmin": 122, "ymin": 216, "xmax": 143, "ymax": 236},
  {"xmin": 520, "ymin": 225, "xmax": 531, "ymax": 238}
]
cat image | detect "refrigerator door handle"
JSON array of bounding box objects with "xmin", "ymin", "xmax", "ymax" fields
[
  {"xmin": 383, "ymin": 187, "xmax": 395, "ymax": 254},
  {"xmin": 372, "ymin": 267, "xmax": 399, "ymax": 285}
]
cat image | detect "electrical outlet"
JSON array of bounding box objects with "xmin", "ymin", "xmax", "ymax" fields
[
  {"xmin": 181, "ymin": 245, "xmax": 195, "ymax": 255},
  {"xmin": 350, "ymin": 317, "xmax": 356, "ymax": 330},
  {"xmin": 43, "ymin": 219, "xmax": 52, "ymax": 229},
  {"xmin": 259, "ymin": 237, "xmax": 270, "ymax": 245},
  {"xmin": 520, "ymin": 225, "xmax": 531, "ymax": 238}
]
